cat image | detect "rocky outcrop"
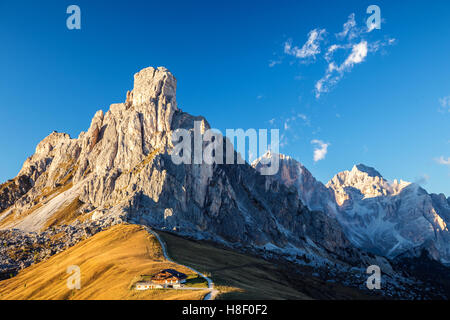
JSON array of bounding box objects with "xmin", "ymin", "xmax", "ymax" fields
[
  {"xmin": 0, "ymin": 175, "xmax": 33, "ymax": 213},
  {"xmin": 0, "ymin": 214, "xmax": 122, "ymax": 278}
]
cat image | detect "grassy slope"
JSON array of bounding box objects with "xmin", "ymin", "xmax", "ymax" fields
[
  {"xmin": 0, "ymin": 224, "xmax": 208, "ymax": 300},
  {"xmin": 160, "ymin": 231, "xmax": 311, "ymax": 300},
  {"xmin": 159, "ymin": 231, "xmax": 378, "ymax": 300}
]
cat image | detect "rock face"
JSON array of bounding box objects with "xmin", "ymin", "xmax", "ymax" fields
[
  {"xmin": 252, "ymin": 151, "xmax": 339, "ymax": 219},
  {"xmin": 327, "ymin": 166, "xmax": 450, "ymax": 263},
  {"xmin": 0, "ymin": 66, "xmax": 369, "ymax": 270},
  {"xmin": 253, "ymin": 153, "xmax": 450, "ymax": 264},
  {"xmin": 0, "ymin": 176, "xmax": 33, "ymax": 212}
]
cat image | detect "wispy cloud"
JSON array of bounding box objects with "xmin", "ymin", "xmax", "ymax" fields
[
  {"xmin": 436, "ymin": 156, "xmax": 450, "ymax": 166},
  {"xmin": 316, "ymin": 41, "xmax": 368, "ymax": 97},
  {"xmin": 311, "ymin": 139, "xmax": 329, "ymax": 162},
  {"xmin": 268, "ymin": 112, "xmax": 310, "ymax": 148},
  {"xmin": 316, "ymin": 36, "xmax": 396, "ymax": 97},
  {"xmin": 324, "ymin": 44, "xmax": 344, "ymax": 62},
  {"xmin": 284, "ymin": 29, "xmax": 326, "ymax": 62},
  {"xmin": 278, "ymin": 12, "xmax": 396, "ymax": 98},
  {"xmin": 439, "ymin": 96, "xmax": 450, "ymax": 113},
  {"xmin": 268, "ymin": 60, "xmax": 282, "ymax": 68},
  {"xmin": 297, "ymin": 113, "xmax": 308, "ymax": 122},
  {"xmin": 283, "ymin": 113, "xmax": 310, "ymax": 131},
  {"xmin": 336, "ymin": 14, "xmax": 358, "ymax": 40}
]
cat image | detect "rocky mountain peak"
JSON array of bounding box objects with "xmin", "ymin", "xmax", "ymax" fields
[
  {"xmin": 352, "ymin": 164, "xmax": 383, "ymax": 178},
  {"xmin": 252, "ymin": 151, "xmax": 302, "ymax": 187},
  {"xmin": 252, "ymin": 152, "xmax": 339, "ymax": 218},
  {"xmin": 33, "ymin": 131, "xmax": 71, "ymax": 156},
  {"xmin": 126, "ymin": 66, "xmax": 177, "ymax": 111},
  {"xmin": 326, "ymin": 164, "xmax": 391, "ymax": 202}
]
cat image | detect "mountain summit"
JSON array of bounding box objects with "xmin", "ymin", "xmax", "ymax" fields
[{"xmin": 353, "ymin": 164, "xmax": 383, "ymax": 178}]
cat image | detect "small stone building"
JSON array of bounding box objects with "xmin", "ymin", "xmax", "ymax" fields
[
  {"xmin": 135, "ymin": 269, "xmax": 187, "ymax": 290},
  {"xmin": 151, "ymin": 269, "xmax": 187, "ymax": 287}
]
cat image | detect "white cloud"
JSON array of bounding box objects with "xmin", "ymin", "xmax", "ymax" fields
[
  {"xmin": 367, "ymin": 38, "xmax": 396, "ymax": 52},
  {"xmin": 283, "ymin": 113, "xmax": 310, "ymax": 130},
  {"xmin": 439, "ymin": 96, "xmax": 450, "ymax": 113},
  {"xmin": 268, "ymin": 60, "xmax": 282, "ymax": 67},
  {"xmin": 281, "ymin": 12, "xmax": 396, "ymax": 98},
  {"xmin": 284, "ymin": 28, "xmax": 326, "ymax": 61},
  {"xmin": 436, "ymin": 156, "xmax": 450, "ymax": 166},
  {"xmin": 297, "ymin": 113, "xmax": 308, "ymax": 121},
  {"xmin": 345, "ymin": 41, "xmax": 368, "ymax": 65},
  {"xmin": 336, "ymin": 14, "xmax": 357, "ymax": 39},
  {"xmin": 324, "ymin": 44, "xmax": 344, "ymax": 62},
  {"xmin": 315, "ymin": 41, "xmax": 368, "ymax": 97},
  {"xmin": 311, "ymin": 139, "xmax": 329, "ymax": 162},
  {"xmin": 316, "ymin": 35, "xmax": 395, "ymax": 97},
  {"xmin": 268, "ymin": 113, "xmax": 310, "ymax": 148},
  {"xmin": 367, "ymin": 22, "xmax": 377, "ymax": 33}
]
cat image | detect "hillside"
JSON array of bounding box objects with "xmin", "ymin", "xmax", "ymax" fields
[
  {"xmin": 159, "ymin": 231, "xmax": 378, "ymax": 300},
  {"xmin": 0, "ymin": 224, "xmax": 208, "ymax": 300}
]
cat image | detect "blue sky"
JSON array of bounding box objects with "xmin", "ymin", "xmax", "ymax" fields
[{"xmin": 0, "ymin": 0, "xmax": 449, "ymax": 195}]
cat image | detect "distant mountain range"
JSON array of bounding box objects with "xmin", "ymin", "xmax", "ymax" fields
[
  {"xmin": 253, "ymin": 152, "xmax": 450, "ymax": 264},
  {"xmin": 1, "ymin": 66, "xmax": 449, "ymax": 299}
]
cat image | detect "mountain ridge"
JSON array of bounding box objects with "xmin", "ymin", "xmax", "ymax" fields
[{"xmin": 253, "ymin": 152, "xmax": 450, "ymax": 264}]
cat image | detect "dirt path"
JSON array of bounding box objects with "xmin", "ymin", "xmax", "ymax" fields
[{"xmin": 146, "ymin": 228, "xmax": 218, "ymax": 300}]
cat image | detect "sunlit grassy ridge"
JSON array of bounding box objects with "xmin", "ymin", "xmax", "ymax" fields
[{"xmin": 0, "ymin": 224, "xmax": 208, "ymax": 300}]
